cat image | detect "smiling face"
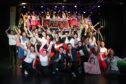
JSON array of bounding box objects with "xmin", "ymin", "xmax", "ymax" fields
[
  {"xmin": 47, "ymin": 35, "xmax": 50, "ymax": 40},
  {"xmin": 22, "ymin": 32, "xmax": 26, "ymax": 37},
  {"xmin": 108, "ymin": 49, "xmax": 114, "ymax": 57},
  {"xmin": 59, "ymin": 47, "xmax": 64, "ymax": 54},
  {"xmin": 42, "ymin": 32, "xmax": 46, "ymax": 37},
  {"xmin": 27, "ymin": 41, "xmax": 31, "ymax": 48},
  {"xmin": 42, "ymin": 50, "xmax": 47, "ymax": 56},
  {"xmin": 100, "ymin": 41, "xmax": 105, "ymax": 47},
  {"xmin": 84, "ymin": 38, "xmax": 89, "ymax": 45},
  {"xmin": 74, "ymin": 34, "xmax": 78, "ymax": 38},
  {"xmin": 68, "ymin": 44, "xmax": 72, "ymax": 50},
  {"xmin": 30, "ymin": 46, "xmax": 35, "ymax": 52},
  {"xmin": 78, "ymin": 41, "xmax": 82, "ymax": 46}
]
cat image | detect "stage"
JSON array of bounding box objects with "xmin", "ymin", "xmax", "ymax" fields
[{"xmin": 0, "ymin": 0, "xmax": 126, "ymax": 84}]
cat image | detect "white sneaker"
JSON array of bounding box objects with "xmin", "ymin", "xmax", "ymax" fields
[
  {"xmin": 56, "ymin": 68, "xmax": 59, "ymax": 71},
  {"xmin": 72, "ymin": 72, "xmax": 76, "ymax": 78},
  {"xmin": 24, "ymin": 70, "xmax": 28, "ymax": 75}
]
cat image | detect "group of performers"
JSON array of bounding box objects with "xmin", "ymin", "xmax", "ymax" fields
[
  {"xmin": 18, "ymin": 11, "xmax": 92, "ymax": 29},
  {"xmin": 6, "ymin": 10, "xmax": 124, "ymax": 77}
]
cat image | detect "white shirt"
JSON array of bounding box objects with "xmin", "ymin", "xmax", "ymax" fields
[
  {"xmin": 88, "ymin": 37, "xmax": 96, "ymax": 46},
  {"xmin": 65, "ymin": 37, "xmax": 70, "ymax": 44},
  {"xmin": 70, "ymin": 38, "xmax": 75, "ymax": 47},
  {"xmin": 37, "ymin": 37, "xmax": 47, "ymax": 48},
  {"xmin": 7, "ymin": 34, "xmax": 16, "ymax": 45},
  {"xmin": 79, "ymin": 50, "xmax": 85, "ymax": 56},
  {"xmin": 32, "ymin": 15, "xmax": 36, "ymax": 20},
  {"xmin": 30, "ymin": 37, "xmax": 36, "ymax": 45},
  {"xmin": 24, "ymin": 50, "xmax": 36, "ymax": 63},
  {"xmin": 39, "ymin": 55, "xmax": 48, "ymax": 66},
  {"xmin": 100, "ymin": 47, "xmax": 107, "ymax": 53},
  {"xmin": 46, "ymin": 15, "xmax": 50, "ymax": 19}
]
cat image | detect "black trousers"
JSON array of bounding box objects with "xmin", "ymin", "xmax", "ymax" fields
[
  {"xmin": 22, "ymin": 61, "xmax": 35, "ymax": 75},
  {"xmin": 36, "ymin": 64, "xmax": 50, "ymax": 76},
  {"xmin": 51, "ymin": 61, "xmax": 65, "ymax": 72},
  {"xmin": 67, "ymin": 61, "xmax": 79, "ymax": 73},
  {"xmin": 9, "ymin": 45, "xmax": 16, "ymax": 68}
]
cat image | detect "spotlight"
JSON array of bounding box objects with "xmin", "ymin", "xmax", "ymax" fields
[
  {"xmin": 98, "ymin": 5, "xmax": 100, "ymax": 8},
  {"xmin": 83, "ymin": 11, "xmax": 86, "ymax": 14},
  {"xmin": 63, "ymin": 0, "xmax": 67, "ymax": 2},
  {"xmin": 74, "ymin": 5, "xmax": 77, "ymax": 8},
  {"xmin": 41, "ymin": 6, "xmax": 43, "ymax": 8},
  {"xmin": 55, "ymin": 6, "xmax": 57, "ymax": 8},
  {"xmin": 21, "ymin": 2, "xmax": 27, "ymax": 5},
  {"xmin": 23, "ymin": 6, "xmax": 26, "ymax": 8},
  {"xmin": 41, "ymin": 11, "xmax": 44, "ymax": 13}
]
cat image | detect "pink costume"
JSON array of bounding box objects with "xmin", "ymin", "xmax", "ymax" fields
[
  {"xmin": 84, "ymin": 54, "xmax": 101, "ymax": 75},
  {"xmin": 31, "ymin": 15, "xmax": 36, "ymax": 27}
]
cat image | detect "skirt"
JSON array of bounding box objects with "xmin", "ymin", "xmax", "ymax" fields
[{"xmin": 31, "ymin": 20, "xmax": 36, "ymax": 26}]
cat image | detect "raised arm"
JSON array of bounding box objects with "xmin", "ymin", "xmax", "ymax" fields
[
  {"xmin": 5, "ymin": 27, "xmax": 10, "ymax": 35},
  {"xmin": 24, "ymin": 27, "xmax": 33, "ymax": 38},
  {"xmin": 47, "ymin": 41, "xmax": 54, "ymax": 56},
  {"xmin": 35, "ymin": 43, "xmax": 41, "ymax": 57},
  {"xmin": 34, "ymin": 35, "xmax": 42, "ymax": 42},
  {"xmin": 18, "ymin": 43, "xmax": 28, "ymax": 51}
]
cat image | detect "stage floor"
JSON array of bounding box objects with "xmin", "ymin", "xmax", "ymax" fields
[{"xmin": 0, "ymin": 64, "xmax": 126, "ymax": 84}]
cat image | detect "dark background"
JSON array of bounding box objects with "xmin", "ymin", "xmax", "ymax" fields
[{"xmin": 0, "ymin": 0, "xmax": 126, "ymax": 67}]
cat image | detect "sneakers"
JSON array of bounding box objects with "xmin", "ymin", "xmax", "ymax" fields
[
  {"xmin": 56, "ymin": 68, "xmax": 59, "ymax": 71},
  {"xmin": 24, "ymin": 70, "xmax": 28, "ymax": 75},
  {"xmin": 72, "ymin": 72, "xmax": 77, "ymax": 78}
]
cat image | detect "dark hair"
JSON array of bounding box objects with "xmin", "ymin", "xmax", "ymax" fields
[
  {"xmin": 90, "ymin": 47, "xmax": 98, "ymax": 55},
  {"xmin": 47, "ymin": 34, "xmax": 54, "ymax": 41},
  {"xmin": 59, "ymin": 46, "xmax": 64, "ymax": 49}
]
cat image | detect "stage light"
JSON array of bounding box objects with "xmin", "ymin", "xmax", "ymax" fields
[
  {"xmin": 98, "ymin": 5, "xmax": 100, "ymax": 8},
  {"xmin": 21, "ymin": 2, "xmax": 27, "ymax": 5},
  {"xmin": 23, "ymin": 6, "xmax": 26, "ymax": 8},
  {"xmin": 63, "ymin": 0, "xmax": 67, "ymax": 2},
  {"xmin": 41, "ymin": 11, "xmax": 44, "ymax": 13},
  {"xmin": 55, "ymin": 6, "xmax": 57, "ymax": 8},
  {"xmin": 74, "ymin": 5, "xmax": 77, "ymax": 8},
  {"xmin": 41, "ymin": 6, "xmax": 43, "ymax": 8},
  {"xmin": 83, "ymin": 11, "xmax": 86, "ymax": 14}
]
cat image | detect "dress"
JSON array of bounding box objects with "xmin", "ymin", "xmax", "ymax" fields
[
  {"xmin": 84, "ymin": 53, "xmax": 101, "ymax": 75},
  {"xmin": 36, "ymin": 16, "xmax": 41, "ymax": 26},
  {"xmin": 98, "ymin": 53, "xmax": 107, "ymax": 71},
  {"xmin": 71, "ymin": 17, "xmax": 78, "ymax": 27},
  {"xmin": 31, "ymin": 15, "xmax": 36, "ymax": 27}
]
